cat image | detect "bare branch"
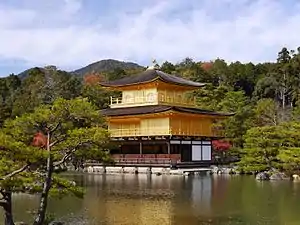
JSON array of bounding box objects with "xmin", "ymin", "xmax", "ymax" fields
[
  {"xmin": 49, "ymin": 137, "xmax": 66, "ymax": 148},
  {"xmin": 53, "ymin": 141, "xmax": 93, "ymax": 167},
  {"xmin": 0, "ymin": 164, "xmax": 30, "ymax": 181},
  {"xmin": 53, "ymin": 148, "xmax": 77, "ymax": 167}
]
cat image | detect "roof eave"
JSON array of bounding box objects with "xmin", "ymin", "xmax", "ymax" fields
[{"xmin": 99, "ymin": 79, "xmax": 206, "ymax": 89}]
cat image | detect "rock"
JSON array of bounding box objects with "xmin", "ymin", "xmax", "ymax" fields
[
  {"xmin": 229, "ymin": 169, "xmax": 236, "ymax": 174},
  {"xmin": 270, "ymin": 172, "xmax": 289, "ymax": 180},
  {"xmin": 223, "ymin": 168, "xmax": 232, "ymax": 174},
  {"xmin": 255, "ymin": 172, "xmax": 269, "ymax": 180},
  {"xmin": 211, "ymin": 166, "xmax": 219, "ymax": 173},
  {"xmin": 292, "ymin": 174, "xmax": 300, "ymax": 181},
  {"xmin": 211, "ymin": 166, "xmax": 224, "ymax": 174}
]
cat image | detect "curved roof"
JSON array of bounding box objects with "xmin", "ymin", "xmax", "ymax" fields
[
  {"xmin": 100, "ymin": 69, "xmax": 205, "ymax": 88},
  {"xmin": 101, "ymin": 105, "xmax": 233, "ymax": 117}
]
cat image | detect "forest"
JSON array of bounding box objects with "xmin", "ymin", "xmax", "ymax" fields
[{"xmin": 1, "ymin": 46, "xmax": 300, "ymax": 174}]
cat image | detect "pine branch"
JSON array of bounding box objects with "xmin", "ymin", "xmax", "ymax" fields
[
  {"xmin": 53, "ymin": 141, "xmax": 92, "ymax": 167},
  {"xmin": 53, "ymin": 149, "xmax": 76, "ymax": 167},
  {"xmin": 0, "ymin": 164, "xmax": 30, "ymax": 181},
  {"xmin": 50, "ymin": 122, "xmax": 61, "ymax": 134},
  {"xmin": 49, "ymin": 137, "xmax": 66, "ymax": 148}
]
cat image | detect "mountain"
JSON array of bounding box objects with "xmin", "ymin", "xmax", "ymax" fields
[
  {"xmin": 71, "ymin": 59, "xmax": 144, "ymax": 77},
  {"xmin": 18, "ymin": 67, "xmax": 42, "ymax": 80},
  {"xmin": 17, "ymin": 59, "xmax": 144, "ymax": 79}
]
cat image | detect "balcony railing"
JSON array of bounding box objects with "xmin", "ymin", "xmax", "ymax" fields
[
  {"xmin": 109, "ymin": 127, "xmax": 216, "ymax": 137},
  {"xmin": 110, "ymin": 127, "xmax": 171, "ymax": 137},
  {"xmin": 110, "ymin": 93, "xmax": 196, "ymax": 108}
]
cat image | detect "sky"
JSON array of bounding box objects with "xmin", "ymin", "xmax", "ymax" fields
[{"xmin": 0, "ymin": 0, "xmax": 300, "ymax": 77}]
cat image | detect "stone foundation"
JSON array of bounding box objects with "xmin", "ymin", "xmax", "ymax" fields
[{"xmin": 84, "ymin": 165, "xmax": 211, "ymax": 176}]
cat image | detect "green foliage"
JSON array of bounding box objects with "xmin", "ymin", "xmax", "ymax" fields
[
  {"xmin": 218, "ymin": 91, "xmax": 254, "ymax": 148},
  {"xmin": 11, "ymin": 67, "xmax": 82, "ymax": 117},
  {"xmin": 276, "ymin": 122, "xmax": 300, "ymax": 171},
  {"xmin": 239, "ymin": 122, "xmax": 300, "ymax": 173},
  {"xmin": 4, "ymin": 97, "xmax": 110, "ymax": 162},
  {"xmin": 0, "ymin": 74, "xmax": 21, "ymax": 126},
  {"xmin": 195, "ymin": 84, "xmax": 230, "ymax": 110},
  {"xmin": 238, "ymin": 126, "xmax": 282, "ymax": 172},
  {"xmin": 81, "ymin": 84, "xmax": 114, "ymax": 109},
  {"xmin": 0, "ymin": 97, "xmax": 110, "ymax": 224},
  {"xmin": 254, "ymin": 98, "xmax": 281, "ymax": 126},
  {"xmin": 72, "ymin": 59, "xmax": 144, "ymax": 77}
]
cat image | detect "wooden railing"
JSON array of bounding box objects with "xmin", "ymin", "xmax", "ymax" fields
[
  {"xmin": 110, "ymin": 93, "xmax": 196, "ymax": 108},
  {"xmin": 109, "ymin": 127, "xmax": 217, "ymax": 137},
  {"xmin": 110, "ymin": 127, "xmax": 171, "ymax": 137},
  {"xmin": 171, "ymin": 128, "xmax": 213, "ymax": 137}
]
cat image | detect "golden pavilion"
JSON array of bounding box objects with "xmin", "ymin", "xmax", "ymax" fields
[{"xmin": 100, "ymin": 65, "xmax": 231, "ymax": 167}]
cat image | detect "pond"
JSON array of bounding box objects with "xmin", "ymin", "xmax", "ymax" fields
[{"xmin": 2, "ymin": 173, "xmax": 300, "ymax": 225}]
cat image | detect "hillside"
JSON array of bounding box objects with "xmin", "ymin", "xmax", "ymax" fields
[
  {"xmin": 17, "ymin": 59, "xmax": 144, "ymax": 79},
  {"xmin": 71, "ymin": 59, "xmax": 144, "ymax": 77},
  {"xmin": 18, "ymin": 67, "xmax": 42, "ymax": 80}
]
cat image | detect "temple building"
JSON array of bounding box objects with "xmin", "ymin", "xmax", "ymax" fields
[{"xmin": 100, "ymin": 65, "xmax": 232, "ymax": 167}]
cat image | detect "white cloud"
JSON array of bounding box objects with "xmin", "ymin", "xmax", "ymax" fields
[{"xmin": 0, "ymin": 0, "xmax": 300, "ymax": 72}]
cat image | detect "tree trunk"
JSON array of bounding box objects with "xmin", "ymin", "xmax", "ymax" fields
[
  {"xmin": 0, "ymin": 191, "xmax": 15, "ymax": 225},
  {"xmin": 282, "ymin": 72, "xmax": 286, "ymax": 109},
  {"xmin": 33, "ymin": 132, "xmax": 52, "ymax": 225}
]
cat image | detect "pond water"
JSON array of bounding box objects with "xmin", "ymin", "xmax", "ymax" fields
[{"xmin": 2, "ymin": 173, "xmax": 300, "ymax": 225}]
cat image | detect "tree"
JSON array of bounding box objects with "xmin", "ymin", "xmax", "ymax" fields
[
  {"xmin": 11, "ymin": 67, "xmax": 82, "ymax": 117},
  {"xmin": 239, "ymin": 122, "xmax": 300, "ymax": 173},
  {"xmin": 238, "ymin": 126, "xmax": 282, "ymax": 172},
  {"xmin": 209, "ymin": 58, "xmax": 229, "ymax": 86},
  {"xmin": 275, "ymin": 47, "xmax": 293, "ymax": 109},
  {"xmin": 0, "ymin": 75, "xmax": 21, "ymax": 126},
  {"xmin": 160, "ymin": 61, "xmax": 176, "ymax": 74},
  {"xmin": 276, "ymin": 122, "xmax": 300, "ymax": 172},
  {"xmin": 106, "ymin": 68, "xmax": 127, "ymax": 81},
  {"xmin": 253, "ymin": 75, "xmax": 280, "ymax": 100},
  {"xmin": 1, "ymin": 97, "xmax": 110, "ymax": 225},
  {"xmin": 82, "ymin": 73, "xmax": 116, "ymax": 109},
  {"xmin": 254, "ymin": 98, "xmax": 281, "ymax": 126},
  {"xmin": 0, "ymin": 131, "xmax": 45, "ymax": 225},
  {"xmin": 175, "ymin": 58, "xmax": 211, "ymax": 83},
  {"xmin": 217, "ymin": 90, "xmax": 255, "ymax": 149},
  {"xmin": 194, "ymin": 84, "xmax": 230, "ymax": 111}
]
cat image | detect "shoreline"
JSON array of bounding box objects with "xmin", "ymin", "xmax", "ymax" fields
[{"xmin": 79, "ymin": 165, "xmax": 300, "ymax": 181}]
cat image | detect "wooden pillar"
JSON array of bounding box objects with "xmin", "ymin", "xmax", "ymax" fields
[
  {"xmin": 167, "ymin": 140, "xmax": 170, "ymax": 156},
  {"xmin": 139, "ymin": 140, "xmax": 142, "ymax": 155}
]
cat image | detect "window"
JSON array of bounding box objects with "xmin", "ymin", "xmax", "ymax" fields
[
  {"xmin": 192, "ymin": 145, "xmax": 202, "ymax": 161},
  {"xmin": 202, "ymin": 145, "xmax": 212, "ymax": 160},
  {"xmin": 147, "ymin": 93, "xmax": 155, "ymax": 102}
]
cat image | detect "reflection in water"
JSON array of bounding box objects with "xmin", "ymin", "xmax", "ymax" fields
[{"xmin": 1, "ymin": 174, "xmax": 300, "ymax": 225}]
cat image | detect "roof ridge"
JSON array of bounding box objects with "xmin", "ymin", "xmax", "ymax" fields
[{"xmin": 100, "ymin": 69, "xmax": 205, "ymax": 88}]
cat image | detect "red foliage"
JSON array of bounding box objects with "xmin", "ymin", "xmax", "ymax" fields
[
  {"xmin": 32, "ymin": 132, "xmax": 48, "ymax": 149},
  {"xmin": 212, "ymin": 140, "xmax": 231, "ymax": 151},
  {"xmin": 201, "ymin": 62, "xmax": 213, "ymax": 71},
  {"xmin": 83, "ymin": 73, "xmax": 104, "ymax": 85}
]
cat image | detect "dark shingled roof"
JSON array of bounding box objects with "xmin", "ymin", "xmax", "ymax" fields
[
  {"xmin": 100, "ymin": 69, "xmax": 205, "ymax": 88},
  {"xmin": 101, "ymin": 105, "xmax": 233, "ymax": 117}
]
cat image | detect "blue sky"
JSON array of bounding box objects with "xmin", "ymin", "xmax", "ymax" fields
[{"xmin": 0, "ymin": 0, "xmax": 300, "ymax": 77}]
